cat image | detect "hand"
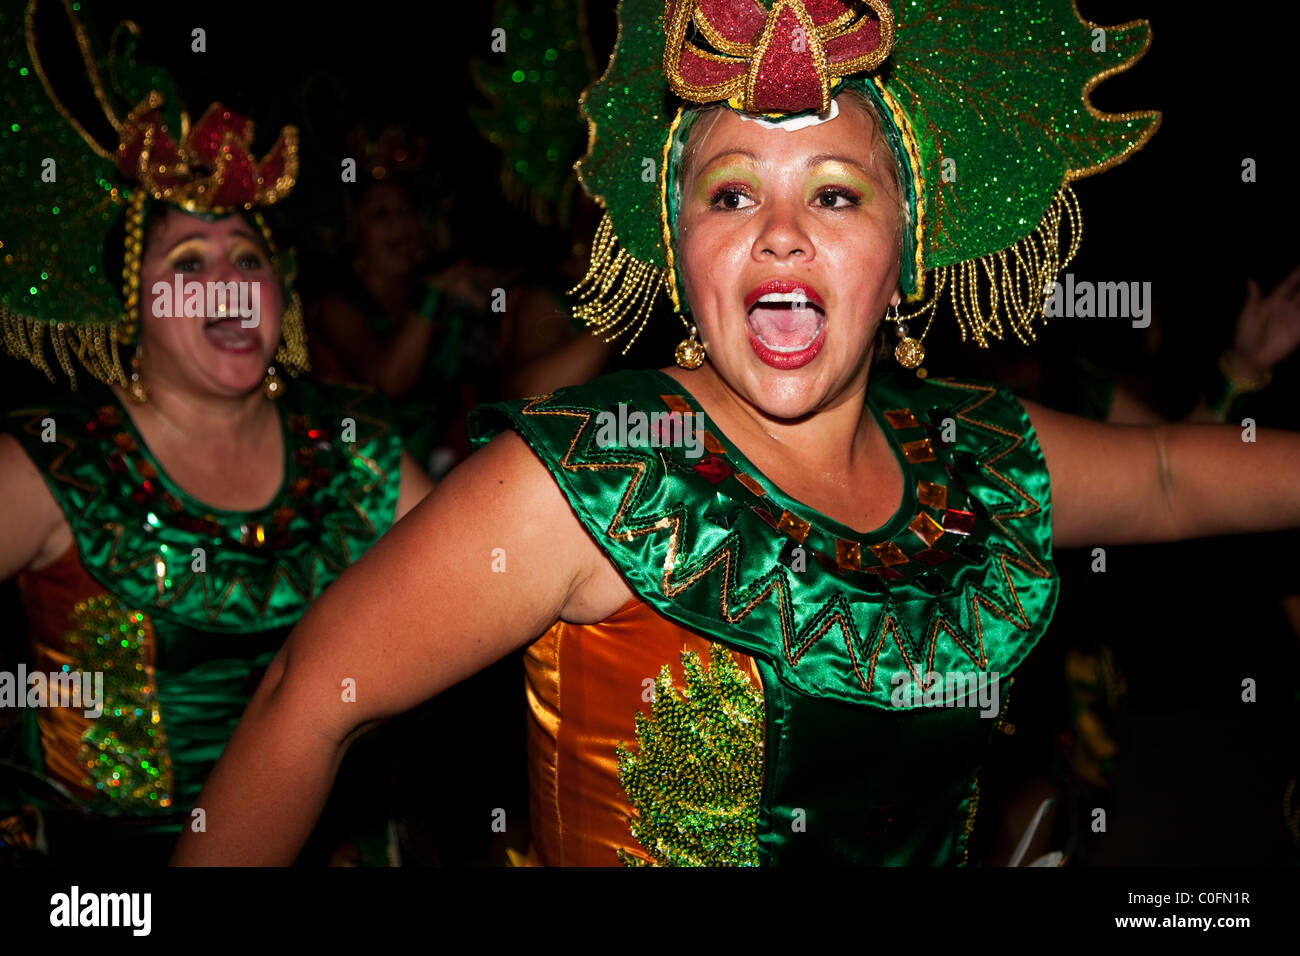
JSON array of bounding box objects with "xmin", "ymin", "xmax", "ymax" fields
[
  {"xmin": 1228, "ymin": 263, "xmax": 1300, "ymax": 378},
  {"xmin": 425, "ymin": 258, "xmax": 510, "ymax": 312}
]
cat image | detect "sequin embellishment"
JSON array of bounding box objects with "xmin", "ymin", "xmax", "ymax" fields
[
  {"xmin": 616, "ymin": 644, "xmax": 764, "ymax": 866},
  {"xmin": 67, "ymin": 596, "xmax": 173, "ymax": 809}
]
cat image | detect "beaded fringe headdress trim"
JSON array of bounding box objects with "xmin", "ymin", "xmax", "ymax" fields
[{"xmin": 569, "ymin": 183, "xmax": 1081, "ymax": 354}]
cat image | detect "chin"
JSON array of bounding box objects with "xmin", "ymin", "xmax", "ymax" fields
[
  {"xmin": 725, "ymin": 363, "xmax": 818, "ymax": 421},
  {"xmin": 737, "ymin": 352, "xmax": 869, "ymax": 422},
  {"xmin": 201, "ymin": 351, "xmax": 274, "ymax": 395}
]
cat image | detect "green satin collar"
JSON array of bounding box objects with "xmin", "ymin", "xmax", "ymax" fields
[
  {"xmin": 6, "ymin": 378, "xmax": 402, "ymax": 632},
  {"xmin": 469, "ymin": 366, "xmax": 1059, "ymax": 710}
]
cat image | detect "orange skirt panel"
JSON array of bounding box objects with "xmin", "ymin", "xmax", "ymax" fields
[{"xmin": 523, "ymin": 596, "xmax": 762, "ymax": 866}]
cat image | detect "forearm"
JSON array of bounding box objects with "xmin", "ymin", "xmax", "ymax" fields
[
  {"xmin": 1162, "ymin": 422, "xmax": 1300, "ymax": 539},
  {"xmin": 171, "ymin": 659, "xmax": 352, "ymax": 866}
]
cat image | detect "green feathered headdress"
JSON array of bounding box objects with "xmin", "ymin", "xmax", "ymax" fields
[
  {"xmin": 0, "ymin": 0, "xmax": 300, "ymax": 388},
  {"xmin": 569, "ymin": 0, "xmax": 1160, "ymax": 356}
]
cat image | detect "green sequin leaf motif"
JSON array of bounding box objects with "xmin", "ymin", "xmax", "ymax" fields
[
  {"xmin": 67, "ymin": 596, "xmax": 173, "ymax": 811},
  {"xmin": 573, "ymin": 0, "xmax": 672, "ymax": 265},
  {"xmin": 615, "ymin": 643, "xmax": 764, "ymax": 867},
  {"xmin": 0, "ymin": 0, "xmax": 184, "ymax": 332},
  {"xmin": 890, "ymin": 1, "xmax": 1159, "ymax": 267}
]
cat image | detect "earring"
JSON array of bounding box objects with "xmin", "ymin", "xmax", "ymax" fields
[
  {"xmin": 675, "ymin": 323, "xmax": 705, "ymax": 369},
  {"xmin": 887, "ymin": 303, "xmax": 925, "ymax": 369},
  {"xmin": 263, "ymin": 364, "xmax": 284, "ymax": 400},
  {"xmin": 127, "ymin": 346, "xmax": 148, "ymax": 404}
]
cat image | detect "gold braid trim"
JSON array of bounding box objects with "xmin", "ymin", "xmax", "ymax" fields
[
  {"xmin": 903, "ymin": 184, "xmax": 1083, "ymax": 350},
  {"xmin": 567, "ymin": 212, "xmax": 666, "ymax": 354},
  {"xmin": 1, "ymin": 311, "xmax": 128, "ymax": 388}
]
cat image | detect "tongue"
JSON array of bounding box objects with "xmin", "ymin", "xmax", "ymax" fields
[
  {"xmin": 203, "ymin": 318, "xmax": 260, "ymax": 352},
  {"xmin": 747, "ymin": 304, "xmax": 822, "ymax": 349}
]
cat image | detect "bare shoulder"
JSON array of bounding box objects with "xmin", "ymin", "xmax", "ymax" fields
[{"xmin": 419, "ymin": 429, "xmax": 633, "ymax": 625}]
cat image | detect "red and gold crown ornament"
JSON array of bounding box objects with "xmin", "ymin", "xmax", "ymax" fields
[
  {"xmin": 664, "ymin": 0, "xmax": 894, "ymax": 114},
  {"xmin": 116, "ymin": 96, "xmax": 299, "ymax": 212}
]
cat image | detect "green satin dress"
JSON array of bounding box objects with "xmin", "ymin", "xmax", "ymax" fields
[
  {"xmin": 1, "ymin": 378, "xmax": 401, "ymax": 860},
  {"xmin": 468, "ymin": 365, "xmax": 1059, "ymax": 865}
]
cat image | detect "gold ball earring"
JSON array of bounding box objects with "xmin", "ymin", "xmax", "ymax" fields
[
  {"xmin": 127, "ymin": 346, "xmax": 149, "ymax": 404},
  {"xmin": 675, "ymin": 322, "xmax": 705, "ymax": 370},
  {"xmin": 262, "ymin": 364, "xmax": 284, "ymax": 400},
  {"xmin": 888, "ymin": 303, "xmax": 925, "ymax": 369}
]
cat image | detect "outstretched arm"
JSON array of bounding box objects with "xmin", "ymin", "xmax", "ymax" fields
[
  {"xmin": 171, "ymin": 431, "xmax": 610, "ymax": 865},
  {"xmin": 1022, "ymin": 398, "xmax": 1300, "ymax": 549}
]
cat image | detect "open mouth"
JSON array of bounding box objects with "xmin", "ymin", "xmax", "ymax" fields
[
  {"xmin": 202, "ymin": 313, "xmax": 260, "ymax": 352},
  {"xmin": 746, "ymin": 292, "xmax": 827, "ymax": 353}
]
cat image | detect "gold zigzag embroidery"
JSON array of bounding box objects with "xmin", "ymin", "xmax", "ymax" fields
[{"xmin": 518, "ymin": 378, "xmax": 1054, "ymax": 696}]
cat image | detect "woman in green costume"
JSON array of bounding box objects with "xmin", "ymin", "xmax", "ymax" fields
[
  {"xmin": 0, "ymin": 0, "xmax": 431, "ymax": 862},
  {"xmin": 177, "ymin": 0, "xmax": 1300, "ymax": 866}
]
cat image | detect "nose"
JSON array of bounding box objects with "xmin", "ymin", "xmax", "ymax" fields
[
  {"xmin": 752, "ymin": 195, "xmax": 812, "ymax": 262},
  {"xmin": 210, "ymin": 256, "xmax": 242, "ymax": 284}
]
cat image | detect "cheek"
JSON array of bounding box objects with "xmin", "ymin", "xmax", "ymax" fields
[
  {"xmin": 139, "ymin": 300, "xmax": 190, "ymax": 356},
  {"xmin": 253, "ymin": 284, "xmax": 283, "ymax": 345},
  {"xmin": 678, "ymin": 216, "xmax": 745, "ymax": 308}
]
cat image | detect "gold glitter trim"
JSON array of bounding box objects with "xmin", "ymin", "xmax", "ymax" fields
[
  {"xmin": 567, "ymin": 212, "xmax": 667, "ymax": 353},
  {"xmin": 690, "ymin": 1, "xmax": 867, "ymax": 59},
  {"xmin": 663, "ymin": 1, "xmax": 747, "ymax": 103},
  {"xmin": 124, "ymin": 101, "xmax": 300, "ymax": 214},
  {"xmin": 744, "ymin": 1, "xmax": 832, "ymax": 114},
  {"xmin": 869, "ymin": 77, "xmax": 926, "ymax": 298},
  {"xmin": 1062, "ymin": 5, "xmax": 1162, "ymax": 181},
  {"xmin": 821, "ymin": 0, "xmax": 894, "ymax": 77},
  {"xmin": 690, "ymin": 3, "xmax": 760, "ymax": 58},
  {"xmin": 24, "ymin": 0, "xmax": 120, "ymax": 161},
  {"xmin": 660, "ymin": 106, "xmax": 687, "ymax": 313}
]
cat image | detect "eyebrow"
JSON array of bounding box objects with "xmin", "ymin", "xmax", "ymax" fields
[
  {"xmin": 696, "ymin": 149, "xmax": 872, "ymax": 177},
  {"xmin": 165, "ymin": 229, "xmax": 260, "ymax": 251}
]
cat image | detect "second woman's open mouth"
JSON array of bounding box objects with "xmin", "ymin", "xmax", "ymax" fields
[{"xmin": 202, "ymin": 314, "xmax": 261, "ymax": 353}]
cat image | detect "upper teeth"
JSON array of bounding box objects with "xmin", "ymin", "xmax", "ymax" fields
[{"xmin": 756, "ymin": 292, "xmax": 817, "ymax": 306}]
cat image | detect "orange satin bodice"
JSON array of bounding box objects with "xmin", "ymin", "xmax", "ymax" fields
[
  {"xmin": 15, "ymin": 543, "xmax": 134, "ymax": 802},
  {"xmin": 522, "ymin": 596, "xmax": 763, "ymax": 866}
]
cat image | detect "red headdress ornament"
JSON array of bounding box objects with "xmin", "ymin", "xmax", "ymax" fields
[
  {"xmin": 115, "ymin": 95, "xmax": 299, "ymax": 212},
  {"xmin": 663, "ymin": 0, "xmax": 895, "ymax": 114}
]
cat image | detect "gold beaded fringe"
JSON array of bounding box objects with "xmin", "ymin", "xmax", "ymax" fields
[
  {"xmin": 0, "ymin": 311, "xmax": 127, "ymax": 389},
  {"xmin": 567, "ymin": 212, "xmax": 666, "ymax": 354},
  {"xmin": 903, "ymin": 184, "xmax": 1083, "ymax": 349},
  {"xmin": 274, "ymin": 291, "xmax": 311, "ymax": 376}
]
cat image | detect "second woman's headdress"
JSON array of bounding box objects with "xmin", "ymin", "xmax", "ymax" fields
[{"xmin": 0, "ymin": 0, "xmax": 302, "ymax": 387}]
